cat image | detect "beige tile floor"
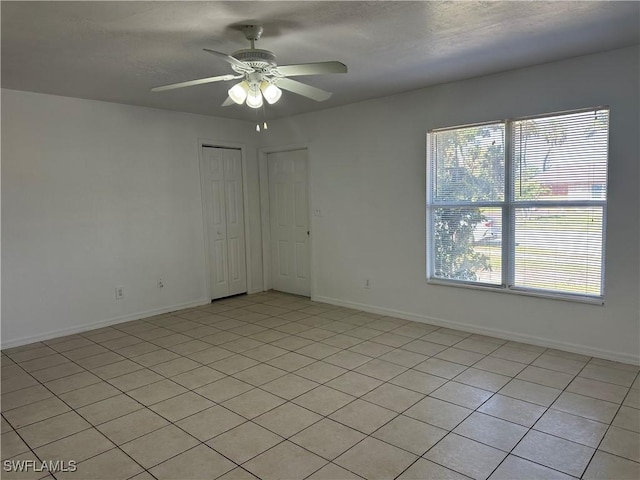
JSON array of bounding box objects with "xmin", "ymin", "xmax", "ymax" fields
[{"xmin": 1, "ymin": 291, "xmax": 639, "ymax": 480}]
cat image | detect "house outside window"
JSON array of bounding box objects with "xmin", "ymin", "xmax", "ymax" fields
[{"xmin": 426, "ymin": 108, "xmax": 609, "ymax": 303}]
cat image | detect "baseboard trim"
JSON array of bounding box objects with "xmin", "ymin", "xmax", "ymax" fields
[
  {"xmin": 312, "ymin": 295, "xmax": 640, "ymax": 366},
  {"xmin": 1, "ymin": 298, "xmax": 210, "ymax": 349}
]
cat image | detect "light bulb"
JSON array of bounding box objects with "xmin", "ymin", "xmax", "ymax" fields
[
  {"xmin": 228, "ymin": 81, "xmax": 248, "ymax": 105},
  {"xmin": 256, "ymin": 123, "xmax": 260, "ymax": 132},
  {"xmin": 260, "ymin": 82, "xmax": 282, "ymax": 105},
  {"xmin": 263, "ymin": 122, "xmax": 268, "ymax": 130},
  {"xmin": 246, "ymin": 87, "xmax": 263, "ymax": 109}
]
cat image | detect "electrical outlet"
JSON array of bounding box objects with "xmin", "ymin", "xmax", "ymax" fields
[
  {"xmin": 157, "ymin": 278, "xmax": 164, "ymax": 289},
  {"xmin": 115, "ymin": 286, "xmax": 125, "ymax": 300},
  {"xmin": 363, "ymin": 279, "xmax": 371, "ymax": 289},
  {"xmin": 313, "ymin": 208, "xmax": 322, "ymax": 217}
]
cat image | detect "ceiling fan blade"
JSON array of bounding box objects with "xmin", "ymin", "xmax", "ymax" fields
[
  {"xmin": 277, "ymin": 61, "xmax": 347, "ymax": 77},
  {"xmin": 221, "ymin": 96, "xmax": 235, "ymax": 107},
  {"xmin": 276, "ymin": 78, "xmax": 333, "ymax": 102},
  {"xmin": 203, "ymin": 48, "xmax": 253, "ymax": 72},
  {"xmin": 151, "ymin": 74, "xmax": 236, "ymax": 92}
]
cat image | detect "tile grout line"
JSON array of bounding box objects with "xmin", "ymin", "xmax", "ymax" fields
[
  {"xmin": 2, "ymin": 292, "xmax": 638, "ymax": 479},
  {"xmin": 137, "ymin": 312, "xmax": 445, "ymax": 476},
  {"xmin": 484, "ymin": 356, "xmax": 586, "ymax": 480},
  {"xmin": 578, "ymin": 368, "xmax": 640, "ymax": 479},
  {"xmin": 0, "ymin": 311, "xmax": 289, "ymax": 477},
  {"xmin": 1, "ymin": 295, "xmax": 289, "ymax": 477},
  {"xmin": 1, "ymin": 351, "xmax": 154, "ymax": 480}
]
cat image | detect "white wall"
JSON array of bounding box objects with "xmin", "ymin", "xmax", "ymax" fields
[
  {"xmin": 3, "ymin": 47, "xmax": 638, "ymax": 363},
  {"xmin": 262, "ymin": 46, "xmax": 640, "ymax": 364},
  {"xmin": 1, "ymin": 90, "xmax": 263, "ymax": 347}
]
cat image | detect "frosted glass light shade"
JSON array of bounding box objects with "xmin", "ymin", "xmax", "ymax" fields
[
  {"xmin": 246, "ymin": 88, "xmax": 263, "ymax": 108},
  {"xmin": 261, "ymin": 83, "xmax": 282, "ymax": 104},
  {"xmin": 228, "ymin": 82, "xmax": 249, "ymax": 104}
]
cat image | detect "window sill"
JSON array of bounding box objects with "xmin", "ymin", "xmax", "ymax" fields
[{"xmin": 426, "ymin": 278, "xmax": 604, "ymax": 305}]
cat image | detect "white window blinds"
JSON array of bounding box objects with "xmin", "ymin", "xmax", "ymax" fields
[
  {"xmin": 510, "ymin": 109, "xmax": 608, "ymax": 297},
  {"xmin": 427, "ymin": 108, "xmax": 609, "ymax": 302}
]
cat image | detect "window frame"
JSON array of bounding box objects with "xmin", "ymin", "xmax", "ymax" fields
[{"xmin": 426, "ymin": 107, "xmax": 609, "ymax": 305}]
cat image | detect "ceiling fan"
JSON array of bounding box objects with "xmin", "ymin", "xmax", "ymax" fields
[{"xmin": 151, "ymin": 25, "xmax": 347, "ymax": 109}]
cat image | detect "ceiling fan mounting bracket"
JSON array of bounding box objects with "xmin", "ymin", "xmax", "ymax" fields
[{"xmin": 241, "ymin": 25, "xmax": 263, "ymax": 42}]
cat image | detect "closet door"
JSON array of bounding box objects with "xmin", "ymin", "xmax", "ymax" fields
[{"xmin": 201, "ymin": 146, "xmax": 247, "ymax": 299}]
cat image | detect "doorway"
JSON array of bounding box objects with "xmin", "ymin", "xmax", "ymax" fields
[
  {"xmin": 266, "ymin": 149, "xmax": 310, "ymax": 296},
  {"xmin": 201, "ymin": 146, "xmax": 247, "ymax": 300}
]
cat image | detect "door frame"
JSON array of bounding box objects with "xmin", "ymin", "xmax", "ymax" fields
[
  {"xmin": 258, "ymin": 144, "xmax": 314, "ymax": 297},
  {"xmin": 198, "ymin": 139, "xmax": 253, "ymax": 300}
]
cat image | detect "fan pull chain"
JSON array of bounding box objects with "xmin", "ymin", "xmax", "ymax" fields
[{"xmin": 256, "ymin": 103, "xmax": 268, "ymax": 132}]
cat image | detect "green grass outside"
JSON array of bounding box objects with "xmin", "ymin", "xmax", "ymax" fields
[{"xmin": 474, "ymin": 244, "xmax": 601, "ymax": 295}]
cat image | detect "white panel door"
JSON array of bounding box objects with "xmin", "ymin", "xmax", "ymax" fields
[
  {"xmin": 268, "ymin": 149, "xmax": 310, "ymax": 296},
  {"xmin": 202, "ymin": 147, "xmax": 247, "ymax": 300}
]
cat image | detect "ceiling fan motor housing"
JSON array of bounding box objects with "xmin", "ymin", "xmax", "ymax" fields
[{"xmin": 232, "ymin": 49, "xmax": 278, "ymax": 72}]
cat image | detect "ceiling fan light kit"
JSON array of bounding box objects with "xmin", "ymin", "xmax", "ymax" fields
[
  {"xmin": 227, "ymin": 76, "xmax": 281, "ymax": 108},
  {"xmin": 228, "ymin": 81, "xmax": 249, "ymax": 104},
  {"xmin": 260, "ymin": 82, "xmax": 282, "ymax": 105},
  {"xmin": 245, "ymin": 86, "xmax": 264, "ymax": 109},
  {"xmin": 151, "ymin": 24, "xmax": 347, "ymax": 114}
]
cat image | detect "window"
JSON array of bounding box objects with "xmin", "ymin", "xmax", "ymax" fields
[{"xmin": 427, "ymin": 108, "xmax": 609, "ymax": 302}]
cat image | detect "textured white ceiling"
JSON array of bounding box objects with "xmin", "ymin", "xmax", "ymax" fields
[{"xmin": 2, "ymin": 1, "xmax": 639, "ymax": 120}]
